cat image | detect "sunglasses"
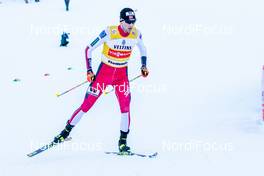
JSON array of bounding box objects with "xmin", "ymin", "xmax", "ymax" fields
[{"xmin": 125, "ymin": 19, "xmax": 136, "ymax": 24}]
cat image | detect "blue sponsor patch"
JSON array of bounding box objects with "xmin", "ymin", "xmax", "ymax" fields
[
  {"xmin": 90, "ymin": 37, "xmax": 100, "ymax": 47},
  {"xmin": 139, "ymin": 33, "xmax": 142, "ymax": 39},
  {"xmin": 99, "ymin": 30, "xmax": 107, "ymax": 39},
  {"xmin": 122, "ymin": 40, "xmax": 126, "ymax": 45}
]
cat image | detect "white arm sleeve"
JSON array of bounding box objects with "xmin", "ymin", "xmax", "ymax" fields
[
  {"xmin": 136, "ymin": 31, "xmax": 147, "ymax": 57},
  {"xmin": 86, "ymin": 27, "xmax": 110, "ymax": 59}
]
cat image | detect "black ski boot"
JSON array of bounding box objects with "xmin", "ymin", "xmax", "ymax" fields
[
  {"xmin": 53, "ymin": 123, "xmax": 74, "ymax": 144},
  {"xmin": 118, "ymin": 130, "xmax": 131, "ymax": 154}
]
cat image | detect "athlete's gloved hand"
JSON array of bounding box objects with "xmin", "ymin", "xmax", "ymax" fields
[
  {"xmin": 141, "ymin": 66, "xmax": 149, "ymax": 78},
  {"xmin": 87, "ymin": 70, "xmax": 95, "ymax": 82}
]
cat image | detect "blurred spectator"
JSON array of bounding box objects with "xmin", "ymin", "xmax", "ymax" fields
[
  {"xmin": 25, "ymin": 0, "xmax": 39, "ymax": 3},
  {"xmin": 60, "ymin": 32, "xmax": 69, "ymax": 47},
  {"xmin": 65, "ymin": 0, "xmax": 70, "ymax": 11}
]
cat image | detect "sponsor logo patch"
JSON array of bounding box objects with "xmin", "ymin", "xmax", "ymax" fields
[
  {"xmin": 126, "ymin": 11, "xmax": 135, "ymax": 16},
  {"xmin": 108, "ymin": 49, "xmax": 131, "ymax": 58},
  {"xmin": 90, "ymin": 37, "xmax": 99, "ymax": 47},
  {"xmin": 111, "ymin": 29, "xmax": 117, "ymax": 34},
  {"xmin": 108, "ymin": 60, "xmax": 128, "ymax": 66},
  {"xmin": 99, "ymin": 30, "xmax": 107, "ymax": 39},
  {"xmin": 86, "ymin": 86, "xmax": 100, "ymax": 97},
  {"xmin": 113, "ymin": 45, "xmax": 132, "ymax": 50},
  {"xmin": 122, "ymin": 40, "xmax": 126, "ymax": 45}
]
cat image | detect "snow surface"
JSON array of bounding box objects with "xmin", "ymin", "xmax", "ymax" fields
[{"xmin": 0, "ymin": 0, "xmax": 264, "ymax": 176}]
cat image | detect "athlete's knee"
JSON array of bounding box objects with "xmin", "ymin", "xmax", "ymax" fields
[
  {"xmin": 81, "ymin": 98, "xmax": 97, "ymax": 112},
  {"xmin": 81, "ymin": 94, "xmax": 100, "ymax": 112},
  {"xmin": 119, "ymin": 95, "xmax": 131, "ymax": 113},
  {"xmin": 80, "ymin": 98, "xmax": 92, "ymax": 112},
  {"xmin": 81, "ymin": 103, "xmax": 89, "ymax": 112},
  {"xmin": 120, "ymin": 103, "xmax": 130, "ymax": 113}
]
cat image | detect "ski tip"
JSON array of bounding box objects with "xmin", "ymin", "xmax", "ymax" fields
[
  {"xmin": 105, "ymin": 151, "xmax": 158, "ymax": 158},
  {"xmin": 149, "ymin": 152, "xmax": 158, "ymax": 158},
  {"xmin": 27, "ymin": 152, "xmax": 36, "ymax": 158},
  {"xmin": 65, "ymin": 136, "xmax": 72, "ymax": 141}
]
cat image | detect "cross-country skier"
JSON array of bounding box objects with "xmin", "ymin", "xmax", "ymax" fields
[{"xmin": 53, "ymin": 8, "xmax": 149, "ymax": 154}]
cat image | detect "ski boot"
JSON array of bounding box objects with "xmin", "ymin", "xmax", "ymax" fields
[
  {"xmin": 118, "ymin": 130, "xmax": 131, "ymax": 155},
  {"xmin": 53, "ymin": 123, "xmax": 74, "ymax": 144}
]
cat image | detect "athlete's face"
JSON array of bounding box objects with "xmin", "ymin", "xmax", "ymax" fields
[{"xmin": 121, "ymin": 21, "xmax": 135, "ymax": 33}]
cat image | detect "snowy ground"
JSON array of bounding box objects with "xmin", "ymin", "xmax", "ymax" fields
[{"xmin": 0, "ymin": 0, "xmax": 264, "ymax": 176}]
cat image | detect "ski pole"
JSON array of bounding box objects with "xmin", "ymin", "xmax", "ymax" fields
[
  {"xmin": 129, "ymin": 74, "xmax": 142, "ymax": 82},
  {"xmin": 56, "ymin": 74, "xmax": 142, "ymax": 97},
  {"xmin": 103, "ymin": 74, "xmax": 142, "ymax": 95},
  {"xmin": 55, "ymin": 80, "xmax": 88, "ymax": 97}
]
